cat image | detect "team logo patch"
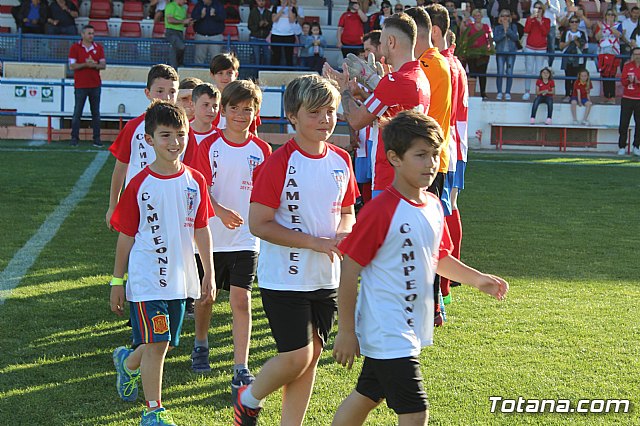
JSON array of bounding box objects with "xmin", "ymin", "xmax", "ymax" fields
[
  {"xmin": 247, "ymin": 155, "xmax": 260, "ymax": 177},
  {"xmin": 152, "ymin": 314, "xmax": 169, "ymax": 334},
  {"xmin": 331, "ymin": 169, "xmax": 346, "ymax": 191},
  {"xmin": 185, "ymin": 187, "xmax": 197, "ymax": 215}
]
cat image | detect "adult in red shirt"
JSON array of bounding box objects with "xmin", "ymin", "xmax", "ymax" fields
[
  {"xmin": 68, "ymin": 24, "xmax": 106, "ymax": 147},
  {"xmin": 522, "ymin": 1, "xmax": 550, "ymax": 100},
  {"xmin": 337, "ymin": 1, "xmax": 368, "ymax": 57},
  {"xmin": 618, "ymin": 47, "xmax": 640, "ymax": 156},
  {"xmin": 461, "ymin": 8, "xmax": 493, "ymax": 100}
]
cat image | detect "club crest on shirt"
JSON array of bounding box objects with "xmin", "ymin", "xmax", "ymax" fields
[
  {"xmin": 185, "ymin": 187, "xmax": 197, "ymax": 215},
  {"xmin": 151, "ymin": 314, "xmax": 169, "ymax": 334},
  {"xmin": 331, "ymin": 169, "xmax": 346, "ymax": 191},
  {"xmin": 247, "ymin": 155, "xmax": 260, "ymax": 177}
]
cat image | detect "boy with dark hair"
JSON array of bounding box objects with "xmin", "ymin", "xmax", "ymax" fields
[
  {"xmin": 109, "ymin": 100, "xmax": 215, "ymax": 426},
  {"xmin": 106, "ymin": 64, "xmax": 186, "ymax": 228},
  {"xmin": 191, "ymin": 80, "xmax": 271, "ymax": 395},
  {"xmin": 177, "ymin": 77, "xmax": 204, "ymax": 121},
  {"xmin": 332, "ymin": 110, "xmax": 508, "ymax": 426},
  {"xmin": 233, "ymin": 74, "xmax": 358, "ymax": 425},
  {"xmin": 189, "ymin": 82, "xmax": 220, "ymax": 146}
]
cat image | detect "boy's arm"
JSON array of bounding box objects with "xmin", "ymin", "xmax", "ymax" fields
[
  {"xmin": 336, "ymin": 205, "xmax": 356, "ymax": 242},
  {"xmin": 110, "ymin": 233, "xmax": 134, "ymax": 316},
  {"xmin": 333, "ymin": 255, "xmax": 364, "ymax": 369},
  {"xmin": 436, "ymin": 255, "xmax": 508, "ymax": 300},
  {"xmin": 194, "ymin": 225, "xmax": 215, "ymax": 304},
  {"xmin": 106, "ymin": 160, "xmax": 128, "ymax": 230},
  {"xmin": 249, "ymin": 202, "xmax": 343, "ymax": 262},
  {"xmin": 208, "ymin": 185, "xmax": 243, "ymax": 229}
]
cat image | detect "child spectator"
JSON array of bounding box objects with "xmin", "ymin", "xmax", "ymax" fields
[
  {"xmin": 560, "ymin": 17, "xmax": 587, "ymax": 102},
  {"xmin": 233, "ymin": 75, "xmax": 358, "ymax": 426},
  {"xmin": 331, "ymin": 110, "xmax": 508, "ymax": 426},
  {"xmin": 109, "ymin": 100, "xmax": 215, "ymax": 426},
  {"xmin": 304, "ymin": 22, "xmax": 328, "ymax": 74},
  {"xmin": 596, "ymin": 10, "xmax": 622, "ymax": 104},
  {"xmin": 209, "ymin": 53, "xmax": 262, "ymax": 134},
  {"xmin": 522, "ymin": 1, "xmax": 550, "ymax": 100},
  {"xmin": 571, "ymin": 69, "xmax": 593, "ymax": 125},
  {"xmin": 530, "ymin": 67, "xmax": 555, "ymax": 124},
  {"xmin": 106, "ymin": 65, "xmax": 188, "ymax": 229},
  {"xmin": 297, "ymin": 22, "xmax": 312, "ymax": 68},
  {"xmin": 177, "ymin": 77, "xmax": 204, "ymax": 122},
  {"xmin": 192, "ymin": 80, "xmax": 271, "ymax": 393}
]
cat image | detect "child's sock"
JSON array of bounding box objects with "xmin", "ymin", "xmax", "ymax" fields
[
  {"xmin": 146, "ymin": 400, "xmax": 162, "ymax": 412},
  {"xmin": 234, "ymin": 363, "xmax": 249, "ymax": 376},
  {"xmin": 240, "ymin": 384, "xmax": 264, "ymax": 409},
  {"xmin": 194, "ymin": 338, "xmax": 208, "ymax": 349}
]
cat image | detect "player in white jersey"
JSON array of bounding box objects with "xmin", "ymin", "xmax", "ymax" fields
[
  {"xmin": 177, "ymin": 77, "xmax": 203, "ymax": 122},
  {"xmin": 332, "ymin": 111, "xmax": 508, "ymax": 426},
  {"xmin": 109, "ymin": 101, "xmax": 215, "ymax": 426},
  {"xmin": 232, "ymin": 75, "xmax": 358, "ymax": 426},
  {"xmin": 106, "ymin": 64, "xmax": 189, "ymax": 229},
  {"xmin": 191, "ymin": 80, "xmax": 272, "ymax": 395},
  {"xmin": 189, "ymin": 83, "xmax": 220, "ymax": 147}
]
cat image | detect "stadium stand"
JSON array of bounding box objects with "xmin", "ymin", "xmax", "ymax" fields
[
  {"xmin": 120, "ymin": 21, "xmax": 142, "ymax": 38},
  {"xmin": 89, "ymin": 0, "xmax": 111, "ymax": 20},
  {"xmin": 122, "ymin": 1, "xmax": 144, "ymax": 21},
  {"xmin": 89, "ymin": 19, "xmax": 109, "ymax": 36}
]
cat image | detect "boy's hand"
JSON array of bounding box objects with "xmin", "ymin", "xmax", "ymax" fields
[
  {"xmin": 105, "ymin": 207, "xmax": 115, "ymax": 230},
  {"xmin": 200, "ymin": 272, "xmax": 215, "ymax": 304},
  {"xmin": 110, "ymin": 286, "xmax": 125, "ymax": 316},
  {"xmin": 310, "ymin": 237, "xmax": 342, "ymax": 262},
  {"xmin": 216, "ymin": 204, "xmax": 244, "ymax": 229},
  {"xmin": 475, "ymin": 274, "xmax": 509, "ymax": 301},
  {"xmin": 332, "ymin": 330, "xmax": 360, "ymax": 369}
]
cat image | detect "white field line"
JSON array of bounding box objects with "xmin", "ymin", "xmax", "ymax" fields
[{"xmin": 0, "ymin": 151, "xmax": 109, "ymax": 305}]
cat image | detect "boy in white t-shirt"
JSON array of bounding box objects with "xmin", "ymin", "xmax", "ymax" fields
[
  {"xmin": 189, "ymin": 83, "xmax": 220, "ymax": 146},
  {"xmin": 109, "ymin": 100, "xmax": 215, "ymax": 426},
  {"xmin": 191, "ymin": 80, "xmax": 271, "ymax": 393},
  {"xmin": 332, "ymin": 111, "xmax": 508, "ymax": 426},
  {"xmin": 177, "ymin": 77, "xmax": 203, "ymax": 122},
  {"xmin": 233, "ymin": 75, "xmax": 358, "ymax": 426}
]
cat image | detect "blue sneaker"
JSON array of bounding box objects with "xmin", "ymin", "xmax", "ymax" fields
[
  {"xmin": 231, "ymin": 368, "xmax": 255, "ymax": 401},
  {"xmin": 191, "ymin": 346, "xmax": 211, "ymax": 373},
  {"xmin": 140, "ymin": 407, "xmax": 177, "ymax": 426},
  {"xmin": 113, "ymin": 346, "xmax": 140, "ymax": 402}
]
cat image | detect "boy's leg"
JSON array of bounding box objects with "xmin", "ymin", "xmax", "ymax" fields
[
  {"xmin": 140, "ymin": 341, "xmax": 170, "ymax": 404},
  {"xmin": 192, "ymin": 253, "xmax": 216, "ymax": 372},
  {"xmin": 332, "ymin": 390, "xmax": 381, "ymax": 426},
  {"xmin": 398, "ymin": 411, "xmax": 429, "ymax": 426},
  {"xmin": 230, "ymin": 285, "xmax": 252, "ymax": 367}
]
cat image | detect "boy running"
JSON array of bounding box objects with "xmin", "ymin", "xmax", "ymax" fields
[
  {"xmin": 109, "ymin": 100, "xmax": 215, "ymax": 426},
  {"xmin": 332, "ymin": 111, "xmax": 508, "ymax": 426}
]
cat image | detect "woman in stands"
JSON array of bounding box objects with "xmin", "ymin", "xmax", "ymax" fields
[
  {"xmin": 371, "ymin": 1, "xmax": 392, "ymax": 31},
  {"xmin": 560, "ymin": 15, "xmax": 588, "ymax": 102},
  {"xmin": 493, "ymin": 9, "xmax": 519, "ymax": 101},
  {"xmin": 596, "ymin": 9, "xmax": 623, "ymax": 103},
  {"xmin": 462, "ymin": 7, "xmax": 494, "ymax": 100},
  {"xmin": 271, "ymin": 0, "xmax": 305, "ymax": 67}
]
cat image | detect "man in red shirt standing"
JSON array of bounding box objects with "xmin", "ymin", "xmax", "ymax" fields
[
  {"xmin": 337, "ymin": 1, "xmax": 368, "ymax": 58},
  {"xmin": 619, "ymin": 47, "xmax": 640, "ymax": 156},
  {"xmin": 68, "ymin": 24, "xmax": 106, "ymax": 147}
]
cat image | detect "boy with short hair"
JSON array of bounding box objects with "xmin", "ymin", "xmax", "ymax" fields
[
  {"xmin": 332, "ymin": 110, "xmax": 508, "ymax": 426},
  {"xmin": 177, "ymin": 77, "xmax": 204, "ymax": 121},
  {"xmin": 233, "ymin": 74, "xmax": 358, "ymax": 426},
  {"xmin": 208, "ymin": 53, "xmax": 261, "ymax": 134},
  {"xmin": 189, "ymin": 82, "xmax": 220, "ymax": 144},
  {"xmin": 106, "ymin": 64, "xmax": 184, "ymax": 228},
  {"xmin": 109, "ymin": 100, "xmax": 215, "ymax": 426},
  {"xmin": 192, "ymin": 80, "xmax": 271, "ymax": 394}
]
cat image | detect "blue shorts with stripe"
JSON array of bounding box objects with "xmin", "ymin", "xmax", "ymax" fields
[
  {"xmin": 130, "ymin": 299, "xmax": 186, "ymax": 347},
  {"xmin": 354, "ymin": 139, "xmax": 373, "ymax": 183},
  {"xmin": 440, "ymin": 171, "xmax": 455, "ymax": 216},
  {"xmin": 453, "ymin": 160, "xmax": 466, "ymax": 190}
]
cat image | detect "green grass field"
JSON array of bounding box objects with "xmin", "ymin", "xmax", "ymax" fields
[{"xmin": 0, "ymin": 140, "xmax": 638, "ymax": 425}]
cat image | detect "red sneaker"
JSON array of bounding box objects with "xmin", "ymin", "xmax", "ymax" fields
[{"xmin": 233, "ymin": 385, "xmax": 261, "ymax": 426}]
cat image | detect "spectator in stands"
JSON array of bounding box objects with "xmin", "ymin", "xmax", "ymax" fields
[
  {"xmin": 494, "ymin": 9, "xmax": 519, "ymax": 100},
  {"xmin": 191, "ymin": 0, "xmax": 226, "ymax": 65},
  {"xmin": 534, "ymin": 0, "xmax": 561, "ymax": 67},
  {"xmin": 629, "ymin": 17, "xmax": 640, "ymax": 48},
  {"xmin": 444, "ymin": 1, "xmax": 461, "ymax": 38},
  {"xmin": 20, "ymin": 0, "xmax": 48, "ymax": 34},
  {"xmin": 68, "ymin": 25, "xmax": 106, "ymax": 147},
  {"xmin": 530, "ymin": 67, "xmax": 555, "ymax": 124},
  {"xmin": 596, "ymin": 10, "xmax": 622, "ymax": 103},
  {"xmin": 620, "ymin": 6, "xmax": 639, "ymax": 66},
  {"xmin": 304, "ymin": 22, "xmax": 327, "ymax": 73},
  {"xmin": 522, "ymin": 1, "xmax": 550, "ymax": 100},
  {"xmin": 363, "ymin": 29, "xmax": 382, "ymax": 58},
  {"xmin": 394, "ymin": 2, "xmax": 405, "ymax": 14},
  {"xmin": 149, "ymin": 0, "xmax": 168, "ymax": 23},
  {"xmin": 46, "ymin": 0, "xmax": 78, "ymax": 35},
  {"xmin": 607, "ymin": 0, "xmax": 627, "ymax": 22},
  {"xmin": 165, "ymin": 0, "xmax": 192, "ymax": 69},
  {"xmin": 571, "ymin": 68, "xmax": 593, "ymax": 125},
  {"xmin": 270, "ymin": 0, "xmax": 304, "ymax": 67},
  {"xmin": 248, "ymin": 0, "xmax": 272, "ymax": 66},
  {"xmin": 297, "ymin": 21, "xmax": 311, "ymax": 66},
  {"xmin": 371, "ymin": 1, "xmax": 392, "ymax": 31},
  {"xmin": 358, "ymin": 0, "xmax": 375, "ymax": 15},
  {"xmin": 561, "ymin": 5, "xmax": 594, "ymax": 57},
  {"xmin": 560, "ymin": 16, "xmax": 587, "ymax": 102},
  {"xmin": 490, "ymin": 0, "xmax": 522, "ymax": 26},
  {"xmin": 461, "ymin": 8, "xmax": 493, "ymax": 100},
  {"xmin": 618, "ymin": 47, "xmax": 640, "ymax": 156},
  {"xmin": 337, "ymin": 1, "xmax": 368, "ymax": 57}
]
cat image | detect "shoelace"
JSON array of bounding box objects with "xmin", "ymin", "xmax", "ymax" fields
[{"xmin": 122, "ymin": 370, "xmax": 141, "ymax": 397}]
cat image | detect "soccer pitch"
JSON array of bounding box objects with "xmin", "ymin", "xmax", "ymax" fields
[{"xmin": 0, "ymin": 141, "xmax": 638, "ymax": 425}]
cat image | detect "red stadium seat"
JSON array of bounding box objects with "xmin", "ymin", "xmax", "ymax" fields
[
  {"xmin": 152, "ymin": 21, "xmax": 165, "ymax": 38},
  {"xmin": 185, "ymin": 24, "xmax": 195, "ymax": 40},
  {"xmin": 303, "ymin": 16, "xmax": 320, "ymax": 24},
  {"xmin": 0, "ymin": 26, "xmax": 11, "ymax": 33},
  {"xmin": 89, "ymin": 0, "xmax": 112, "ymax": 19},
  {"xmin": 89, "ymin": 20, "xmax": 109, "ymax": 36},
  {"xmin": 122, "ymin": 1, "xmax": 144, "ymax": 21},
  {"xmin": 222, "ymin": 24, "xmax": 239, "ymax": 41},
  {"xmin": 120, "ymin": 21, "xmax": 142, "ymax": 38}
]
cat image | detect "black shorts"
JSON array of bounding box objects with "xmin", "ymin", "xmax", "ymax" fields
[
  {"xmin": 259, "ymin": 288, "xmax": 337, "ymax": 353},
  {"xmin": 426, "ymin": 172, "xmax": 445, "ymax": 198},
  {"xmin": 356, "ymin": 356, "xmax": 429, "ymax": 415},
  {"xmin": 196, "ymin": 251, "xmax": 258, "ymax": 291}
]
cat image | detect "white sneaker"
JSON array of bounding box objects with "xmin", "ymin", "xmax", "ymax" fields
[
  {"xmin": 545, "ymin": 118, "xmax": 552, "ymax": 125},
  {"xmin": 530, "ymin": 117, "xmax": 535, "ymax": 124},
  {"xmin": 633, "ymin": 146, "xmax": 640, "ymax": 156},
  {"xmin": 572, "ymin": 120, "xmax": 579, "ymax": 125},
  {"xmin": 618, "ymin": 148, "xmax": 626, "ymax": 156},
  {"xmin": 522, "ymin": 92, "xmax": 530, "ymax": 101},
  {"xmin": 582, "ymin": 120, "xmax": 590, "ymax": 126},
  {"xmin": 496, "ymin": 92, "xmax": 503, "ymax": 100},
  {"xmin": 505, "ymin": 93, "xmax": 511, "ymax": 100}
]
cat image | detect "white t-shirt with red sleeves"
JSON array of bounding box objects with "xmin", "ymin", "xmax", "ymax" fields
[
  {"xmin": 110, "ymin": 164, "xmax": 214, "ymax": 302},
  {"xmin": 212, "ymin": 111, "xmax": 262, "ymax": 133},
  {"xmin": 338, "ymin": 187, "xmax": 452, "ymax": 359},
  {"xmin": 365, "ymin": 61, "xmax": 431, "ymax": 191},
  {"xmin": 194, "ymin": 131, "xmax": 272, "ymax": 252},
  {"xmin": 251, "ymin": 139, "xmax": 358, "ymax": 291},
  {"xmin": 109, "ymin": 114, "xmax": 151, "ymax": 185}
]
